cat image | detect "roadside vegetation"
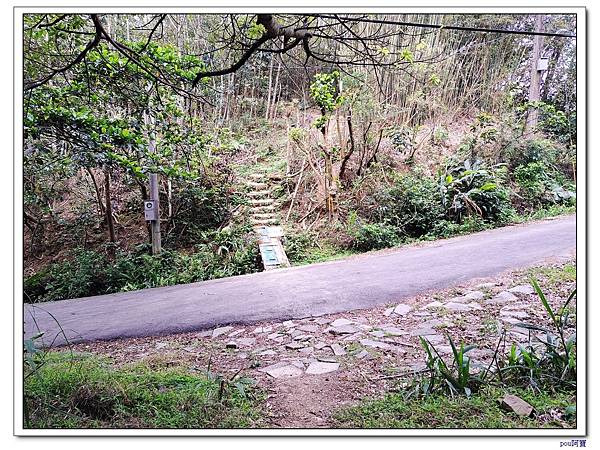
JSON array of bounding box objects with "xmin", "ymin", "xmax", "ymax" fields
[
  {"xmin": 334, "ymin": 272, "xmax": 576, "ymax": 429},
  {"xmin": 23, "ymin": 351, "xmax": 264, "ymax": 429}
]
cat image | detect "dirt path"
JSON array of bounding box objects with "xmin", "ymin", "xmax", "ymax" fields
[{"xmin": 25, "ymin": 215, "xmax": 575, "ymax": 346}]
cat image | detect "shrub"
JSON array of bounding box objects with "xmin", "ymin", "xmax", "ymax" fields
[
  {"xmin": 351, "ymin": 223, "xmax": 401, "ymax": 251},
  {"xmin": 166, "ymin": 183, "xmax": 239, "ymax": 248},
  {"xmin": 374, "ymin": 175, "xmax": 444, "ymax": 238},
  {"xmin": 283, "ymin": 230, "xmax": 317, "ymax": 263},
  {"xmin": 513, "ymin": 162, "xmax": 576, "ymax": 211},
  {"xmin": 44, "ymin": 249, "xmax": 110, "ymax": 302},
  {"xmin": 439, "ymin": 158, "xmax": 512, "ymax": 224},
  {"xmin": 25, "ymin": 225, "xmax": 262, "ymax": 303}
]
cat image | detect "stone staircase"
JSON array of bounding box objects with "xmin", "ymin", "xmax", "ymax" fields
[{"xmin": 245, "ymin": 172, "xmax": 290, "ymax": 270}]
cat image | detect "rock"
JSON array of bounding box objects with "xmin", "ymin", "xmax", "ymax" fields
[
  {"xmin": 370, "ymin": 330, "xmax": 386, "ymax": 338},
  {"xmin": 447, "ymin": 295, "xmax": 470, "ymax": 304},
  {"xmin": 253, "ymin": 326, "xmax": 272, "ymax": 334},
  {"xmin": 331, "ymin": 318, "xmax": 354, "ymax": 327},
  {"xmin": 476, "ymin": 282, "xmax": 496, "ymax": 289},
  {"xmin": 314, "ymin": 317, "xmax": 333, "ymax": 325},
  {"xmin": 282, "ymin": 320, "xmax": 296, "ymax": 328},
  {"xmin": 393, "ymin": 304, "xmax": 412, "ymax": 316},
  {"xmin": 330, "ymin": 343, "xmax": 346, "ymax": 356},
  {"xmin": 317, "ymin": 356, "xmax": 338, "ymax": 363},
  {"xmin": 467, "ymin": 302, "xmax": 483, "ymax": 310},
  {"xmin": 327, "ymin": 324, "xmax": 362, "ymax": 335},
  {"xmin": 299, "ymin": 346, "xmax": 314, "ymax": 354},
  {"xmin": 356, "ymin": 323, "xmax": 373, "ymax": 331},
  {"xmin": 297, "ymin": 324, "xmax": 319, "ymax": 333},
  {"xmin": 413, "ymin": 311, "xmax": 431, "ymax": 317},
  {"xmin": 410, "ymin": 327, "xmax": 437, "ymax": 337},
  {"xmin": 237, "ymin": 337, "xmax": 257, "ymax": 347},
  {"xmin": 423, "ymin": 334, "xmax": 444, "ymax": 344},
  {"xmin": 355, "ymin": 350, "xmax": 370, "ymax": 359},
  {"xmin": 197, "ymin": 330, "xmax": 213, "ymax": 338},
  {"xmin": 424, "ymin": 301, "xmax": 444, "ymax": 309},
  {"xmin": 342, "ymin": 332, "xmax": 364, "ymax": 341},
  {"xmin": 360, "ymin": 339, "xmax": 391, "ymax": 350},
  {"xmin": 225, "ymin": 342, "xmax": 237, "ymax": 349},
  {"xmin": 155, "ymin": 342, "xmax": 168, "ymax": 350},
  {"xmin": 228, "ymin": 329, "xmax": 245, "ymax": 338},
  {"xmin": 237, "ymin": 352, "xmax": 248, "ymax": 359},
  {"xmin": 384, "ymin": 307, "xmax": 395, "ymax": 317},
  {"xmin": 306, "ymin": 361, "xmax": 340, "ymax": 375},
  {"xmin": 293, "ymin": 334, "xmax": 313, "ymax": 341},
  {"xmin": 314, "ymin": 341, "xmax": 328, "ymax": 350},
  {"xmin": 290, "ymin": 360, "xmax": 305, "ymax": 369},
  {"xmin": 421, "ymin": 319, "xmax": 443, "ymax": 328},
  {"xmin": 500, "ymin": 309, "xmax": 528, "ymax": 319},
  {"xmin": 259, "ymin": 350, "xmax": 277, "ymax": 356},
  {"xmin": 501, "ymin": 394, "xmax": 533, "ymax": 416},
  {"xmin": 285, "ymin": 342, "xmax": 305, "ymax": 350},
  {"xmin": 501, "ymin": 316, "xmax": 521, "ymax": 325},
  {"xmin": 268, "ymin": 332, "xmax": 283, "ymax": 340},
  {"xmin": 381, "ymin": 326, "xmax": 407, "ymax": 336},
  {"xmin": 444, "ymin": 302, "xmax": 473, "ymax": 312},
  {"xmin": 259, "ymin": 362, "xmax": 303, "ymax": 379},
  {"xmin": 486, "ymin": 291, "xmax": 518, "ymax": 304},
  {"xmin": 212, "ymin": 326, "xmax": 234, "ymax": 337},
  {"xmin": 509, "ymin": 285, "xmax": 535, "ymax": 295},
  {"xmin": 464, "ymin": 291, "xmax": 485, "ymax": 300}
]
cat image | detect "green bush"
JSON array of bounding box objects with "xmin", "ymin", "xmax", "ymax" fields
[
  {"xmin": 283, "ymin": 230, "xmax": 317, "ymax": 263},
  {"xmin": 439, "ymin": 158, "xmax": 513, "ymax": 224},
  {"xmin": 513, "ymin": 162, "xmax": 576, "ymax": 211},
  {"xmin": 25, "ymin": 225, "xmax": 262, "ymax": 303},
  {"xmin": 351, "ymin": 223, "xmax": 401, "ymax": 251},
  {"xmin": 374, "ymin": 175, "xmax": 444, "ymax": 238},
  {"xmin": 165, "ymin": 183, "xmax": 240, "ymax": 248}
]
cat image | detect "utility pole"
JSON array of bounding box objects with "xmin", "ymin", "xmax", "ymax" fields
[
  {"xmin": 144, "ymin": 111, "xmax": 162, "ymax": 255},
  {"xmin": 148, "ymin": 136, "xmax": 162, "ymax": 255},
  {"xmin": 524, "ymin": 14, "xmax": 545, "ymax": 135}
]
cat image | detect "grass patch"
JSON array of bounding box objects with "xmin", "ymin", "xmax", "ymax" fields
[
  {"xmin": 290, "ymin": 244, "xmax": 357, "ymax": 266},
  {"xmin": 24, "ymin": 352, "xmax": 264, "ymax": 429},
  {"xmin": 528, "ymin": 263, "xmax": 576, "ymax": 285},
  {"xmin": 333, "ymin": 385, "xmax": 575, "ymax": 429},
  {"xmin": 512, "ymin": 204, "xmax": 576, "ymax": 223}
]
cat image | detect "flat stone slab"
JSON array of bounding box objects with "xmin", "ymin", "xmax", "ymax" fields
[
  {"xmin": 306, "ymin": 361, "xmax": 340, "ymax": 375},
  {"xmin": 486, "ymin": 291, "xmax": 518, "ymax": 304},
  {"xmin": 237, "ymin": 337, "xmax": 257, "ymax": 346},
  {"xmin": 297, "ymin": 324, "xmax": 320, "ymax": 333},
  {"xmin": 253, "ymin": 326, "xmax": 273, "ymax": 334},
  {"xmin": 410, "ymin": 327, "xmax": 437, "ymax": 337},
  {"xmin": 330, "ymin": 343, "xmax": 347, "ymax": 356},
  {"xmin": 331, "ymin": 318, "xmax": 353, "ymax": 327},
  {"xmin": 444, "ymin": 302, "xmax": 473, "ymax": 312},
  {"xmin": 501, "ymin": 394, "xmax": 534, "ymax": 416},
  {"xmin": 464, "ymin": 291, "xmax": 485, "ymax": 300},
  {"xmin": 381, "ymin": 326, "xmax": 408, "ymax": 336},
  {"xmin": 393, "ymin": 304, "xmax": 412, "ymax": 316},
  {"xmin": 360, "ymin": 339, "xmax": 391, "ymax": 350},
  {"xmin": 212, "ymin": 326, "xmax": 234, "ymax": 337},
  {"xmin": 476, "ymin": 282, "xmax": 496, "ymax": 289},
  {"xmin": 500, "ymin": 309, "xmax": 528, "ymax": 319},
  {"xmin": 258, "ymin": 350, "xmax": 277, "ymax": 356},
  {"xmin": 259, "ymin": 362, "xmax": 304, "ymax": 379},
  {"xmin": 424, "ymin": 301, "xmax": 444, "ymax": 309},
  {"xmin": 327, "ymin": 324, "xmax": 362, "ymax": 335},
  {"xmin": 508, "ymin": 284, "xmax": 535, "ymax": 295},
  {"xmin": 314, "ymin": 317, "xmax": 333, "ymax": 325},
  {"xmin": 370, "ymin": 330, "xmax": 385, "ymax": 338},
  {"xmin": 285, "ymin": 342, "xmax": 305, "ymax": 350}
]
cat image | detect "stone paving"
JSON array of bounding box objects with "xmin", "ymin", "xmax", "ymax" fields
[{"xmin": 76, "ymin": 272, "xmax": 571, "ymax": 382}]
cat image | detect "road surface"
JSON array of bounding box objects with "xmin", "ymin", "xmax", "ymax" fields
[{"xmin": 24, "ymin": 215, "xmax": 576, "ymax": 346}]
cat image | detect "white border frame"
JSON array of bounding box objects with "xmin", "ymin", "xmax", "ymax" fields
[{"xmin": 13, "ymin": 4, "xmax": 586, "ymax": 437}]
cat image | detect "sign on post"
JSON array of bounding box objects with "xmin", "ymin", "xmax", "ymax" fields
[{"xmin": 144, "ymin": 200, "xmax": 158, "ymax": 221}]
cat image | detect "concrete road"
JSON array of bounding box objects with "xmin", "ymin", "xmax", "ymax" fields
[{"xmin": 24, "ymin": 215, "xmax": 576, "ymax": 346}]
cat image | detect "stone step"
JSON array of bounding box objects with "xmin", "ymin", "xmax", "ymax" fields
[
  {"xmin": 246, "ymin": 181, "xmax": 268, "ymax": 189},
  {"xmin": 251, "ymin": 218, "xmax": 279, "ymax": 225},
  {"xmin": 250, "ymin": 204, "xmax": 275, "ymax": 211},
  {"xmin": 248, "ymin": 173, "xmax": 264, "ymax": 180},
  {"xmin": 249, "ymin": 199, "xmax": 274, "ymax": 205},
  {"xmin": 252, "ymin": 213, "xmax": 277, "ymax": 219},
  {"xmin": 248, "ymin": 190, "xmax": 271, "ymax": 197}
]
